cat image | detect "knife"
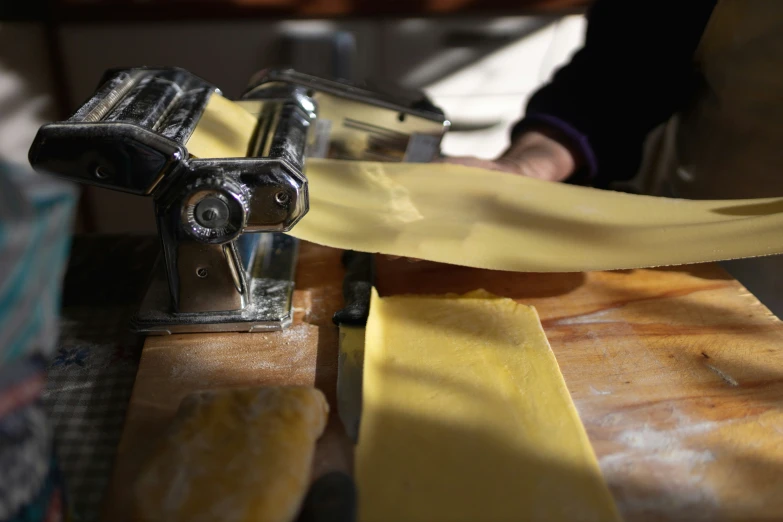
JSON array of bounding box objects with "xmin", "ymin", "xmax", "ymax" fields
[
  {"xmin": 295, "ymin": 471, "xmax": 356, "ymax": 522},
  {"xmin": 332, "ymin": 250, "xmax": 374, "ymax": 443}
]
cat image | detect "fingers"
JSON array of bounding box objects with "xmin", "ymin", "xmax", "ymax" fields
[
  {"xmin": 438, "ymin": 155, "xmax": 523, "ymax": 175},
  {"xmin": 383, "ymin": 255, "xmax": 422, "ymax": 263},
  {"xmin": 438, "ymin": 156, "xmax": 493, "ymax": 168},
  {"xmin": 439, "ymin": 145, "xmax": 573, "ymax": 182},
  {"xmin": 500, "ymin": 131, "xmax": 576, "ymax": 182}
]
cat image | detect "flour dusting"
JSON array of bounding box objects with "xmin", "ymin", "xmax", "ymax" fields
[
  {"xmin": 600, "ymin": 409, "xmax": 722, "ymax": 519},
  {"xmin": 554, "ymin": 308, "xmax": 617, "ymax": 326},
  {"xmin": 166, "ymin": 324, "xmax": 316, "ymax": 385},
  {"xmin": 614, "ymin": 424, "xmax": 716, "ymax": 465}
]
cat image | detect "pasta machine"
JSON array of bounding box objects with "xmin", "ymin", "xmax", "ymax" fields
[{"xmin": 29, "ymin": 66, "xmax": 449, "ymax": 334}]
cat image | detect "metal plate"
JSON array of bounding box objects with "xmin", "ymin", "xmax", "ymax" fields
[{"xmin": 132, "ymin": 234, "xmax": 298, "ymax": 334}]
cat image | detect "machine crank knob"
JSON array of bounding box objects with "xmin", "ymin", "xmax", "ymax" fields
[{"xmin": 181, "ymin": 176, "xmax": 250, "ymax": 244}]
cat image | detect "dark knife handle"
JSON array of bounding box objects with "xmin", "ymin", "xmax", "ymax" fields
[
  {"xmin": 296, "ymin": 471, "xmax": 356, "ymax": 522},
  {"xmin": 332, "ymin": 250, "xmax": 374, "ymax": 327}
]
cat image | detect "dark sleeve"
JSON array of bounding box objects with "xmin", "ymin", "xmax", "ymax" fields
[{"xmin": 512, "ymin": 0, "xmax": 717, "ymax": 187}]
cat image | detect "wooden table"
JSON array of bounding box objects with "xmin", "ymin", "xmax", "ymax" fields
[{"xmin": 103, "ymin": 242, "xmax": 783, "ymax": 522}]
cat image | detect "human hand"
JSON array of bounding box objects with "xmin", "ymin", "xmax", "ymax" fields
[
  {"xmin": 386, "ymin": 130, "xmax": 578, "ymax": 264},
  {"xmin": 440, "ymin": 129, "xmax": 578, "ymax": 182}
]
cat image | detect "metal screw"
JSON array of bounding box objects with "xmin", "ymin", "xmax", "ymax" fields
[
  {"xmin": 201, "ymin": 208, "xmax": 217, "ymax": 222},
  {"xmin": 95, "ymin": 166, "xmax": 110, "ymax": 179},
  {"xmin": 275, "ymin": 191, "xmax": 290, "ymax": 206},
  {"xmin": 194, "ymin": 197, "xmax": 229, "ymax": 228},
  {"xmin": 196, "ymin": 267, "xmax": 209, "ymax": 278}
]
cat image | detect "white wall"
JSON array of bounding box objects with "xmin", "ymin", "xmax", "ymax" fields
[
  {"xmin": 0, "ymin": 23, "xmax": 57, "ymax": 165},
  {"xmin": 420, "ymin": 15, "xmax": 586, "ymax": 158}
]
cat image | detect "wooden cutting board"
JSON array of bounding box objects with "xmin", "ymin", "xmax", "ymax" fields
[{"xmin": 103, "ymin": 242, "xmax": 783, "ymax": 522}]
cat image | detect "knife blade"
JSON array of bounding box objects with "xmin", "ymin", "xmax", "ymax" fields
[{"xmin": 332, "ymin": 250, "xmax": 374, "ymax": 443}]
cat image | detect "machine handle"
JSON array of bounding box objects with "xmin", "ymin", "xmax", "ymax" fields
[{"xmin": 332, "ymin": 250, "xmax": 375, "ymax": 327}]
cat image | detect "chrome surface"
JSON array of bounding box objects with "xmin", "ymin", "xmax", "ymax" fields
[
  {"xmin": 245, "ymin": 68, "xmax": 449, "ymax": 163},
  {"xmin": 31, "ymin": 65, "xmax": 449, "ymax": 333},
  {"xmin": 180, "ymin": 176, "xmax": 249, "ymax": 244},
  {"xmin": 29, "ymin": 67, "xmax": 216, "ymax": 195},
  {"xmin": 133, "ymin": 233, "xmax": 298, "ymax": 334},
  {"xmin": 241, "ymin": 160, "xmax": 308, "ymax": 232}
]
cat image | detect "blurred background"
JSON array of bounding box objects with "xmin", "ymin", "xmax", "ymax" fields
[{"xmin": 0, "ymin": 0, "xmax": 588, "ymax": 234}]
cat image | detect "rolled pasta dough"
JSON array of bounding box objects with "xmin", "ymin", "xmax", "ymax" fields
[
  {"xmin": 133, "ymin": 386, "xmax": 329, "ymax": 522},
  {"xmin": 183, "ymin": 93, "xmax": 783, "ymax": 272},
  {"xmin": 356, "ymin": 289, "xmax": 621, "ymax": 522}
]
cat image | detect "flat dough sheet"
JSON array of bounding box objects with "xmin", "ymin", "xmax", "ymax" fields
[
  {"xmin": 185, "ymin": 93, "xmax": 783, "ymax": 272},
  {"xmin": 186, "ymin": 93, "xmax": 256, "ymax": 159},
  {"xmin": 356, "ymin": 289, "xmax": 621, "ymax": 522},
  {"xmin": 291, "ymin": 159, "xmax": 783, "ymax": 272}
]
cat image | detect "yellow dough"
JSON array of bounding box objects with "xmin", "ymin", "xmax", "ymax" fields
[
  {"xmin": 356, "ymin": 289, "xmax": 621, "ymax": 522},
  {"xmin": 185, "ymin": 93, "xmax": 783, "ymax": 272},
  {"xmin": 291, "ymin": 159, "xmax": 783, "ymax": 272},
  {"xmin": 133, "ymin": 386, "xmax": 329, "ymax": 522},
  {"xmin": 186, "ymin": 93, "xmax": 257, "ymax": 159}
]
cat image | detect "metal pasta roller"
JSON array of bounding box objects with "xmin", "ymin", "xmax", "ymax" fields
[{"xmin": 29, "ymin": 66, "xmax": 449, "ymax": 334}]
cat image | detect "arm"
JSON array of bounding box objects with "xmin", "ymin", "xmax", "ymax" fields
[{"xmin": 507, "ymin": 0, "xmax": 717, "ymax": 186}]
